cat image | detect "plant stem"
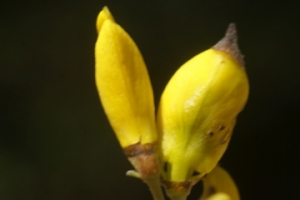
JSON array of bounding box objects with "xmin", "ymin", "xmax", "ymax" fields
[{"xmin": 144, "ymin": 175, "xmax": 165, "ymax": 200}]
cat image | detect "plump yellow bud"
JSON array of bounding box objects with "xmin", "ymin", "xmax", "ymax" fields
[
  {"xmin": 95, "ymin": 7, "xmax": 157, "ymax": 148},
  {"xmin": 200, "ymin": 166, "xmax": 240, "ymax": 200},
  {"xmin": 157, "ymin": 24, "xmax": 249, "ymax": 182}
]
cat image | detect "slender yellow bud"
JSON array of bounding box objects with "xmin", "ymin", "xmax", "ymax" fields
[
  {"xmin": 95, "ymin": 7, "xmax": 157, "ymax": 148},
  {"xmin": 95, "ymin": 9, "xmax": 164, "ymax": 200},
  {"xmin": 200, "ymin": 166, "xmax": 240, "ymax": 200},
  {"xmin": 158, "ymin": 24, "xmax": 249, "ymax": 188}
]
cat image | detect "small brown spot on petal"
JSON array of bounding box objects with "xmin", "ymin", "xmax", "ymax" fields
[
  {"xmin": 207, "ymin": 131, "xmax": 214, "ymax": 137},
  {"xmin": 218, "ymin": 125, "xmax": 225, "ymax": 131}
]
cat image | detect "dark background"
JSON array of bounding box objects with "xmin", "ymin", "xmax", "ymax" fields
[{"xmin": 1, "ymin": 0, "xmax": 299, "ymax": 199}]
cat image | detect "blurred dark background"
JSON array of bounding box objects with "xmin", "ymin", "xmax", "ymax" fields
[{"xmin": 1, "ymin": 0, "xmax": 299, "ymax": 199}]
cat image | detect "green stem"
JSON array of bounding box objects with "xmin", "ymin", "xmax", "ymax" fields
[{"xmin": 144, "ymin": 175, "xmax": 165, "ymax": 200}]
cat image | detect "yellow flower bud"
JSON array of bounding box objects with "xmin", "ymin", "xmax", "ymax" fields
[
  {"xmin": 95, "ymin": 7, "xmax": 157, "ymax": 148},
  {"xmin": 200, "ymin": 166, "xmax": 240, "ymax": 200},
  {"xmin": 157, "ymin": 24, "xmax": 249, "ymax": 185}
]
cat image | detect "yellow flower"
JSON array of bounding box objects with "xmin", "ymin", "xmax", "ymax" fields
[
  {"xmin": 95, "ymin": 8, "xmax": 163, "ymax": 194},
  {"xmin": 157, "ymin": 24, "xmax": 249, "ymax": 198},
  {"xmin": 95, "ymin": 7, "xmax": 157, "ymax": 148}
]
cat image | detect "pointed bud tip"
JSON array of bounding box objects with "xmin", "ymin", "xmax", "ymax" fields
[
  {"xmin": 96, "ymin": 6, "xmax": 115, "ymax": 33},
  {"xmin": 213, "ymin": 23, "xmax": 245, "ymax": 67}
]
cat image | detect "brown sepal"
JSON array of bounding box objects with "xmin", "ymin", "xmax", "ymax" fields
[{"xmin": 123, "ymin": 142, "xmax": 159, "ymax": 179}]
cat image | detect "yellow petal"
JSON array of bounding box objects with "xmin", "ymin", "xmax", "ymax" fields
[
  {"xmin": 200, "ymin": 166, "xmax": 240, "ymax": 200},
  {"xmin": 95, "ymin": 8, "xmax": 156, "ymax": 148},
  {"xmin": 157, "ymin": 24, "xmax": 249, "ymax": 181}
]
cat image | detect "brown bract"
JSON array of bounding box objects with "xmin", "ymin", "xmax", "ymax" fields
[
  {"xmin": 213, "ymin": 23, "xmax": 244, "ymax": 67},
  {"xmin": 124, "ymin": 142, "xmax": 159, "ymax": 178}
]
